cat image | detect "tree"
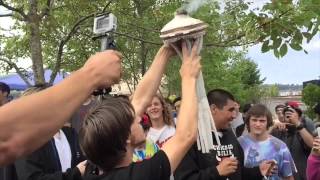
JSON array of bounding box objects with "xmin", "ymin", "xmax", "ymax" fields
[
  {"xmin": 0, "ymin": 0, "xmax": 318, "ymax": 90},
  {"xmin": 164, "ymin": 47, "xmax": 265, "ymax": 104},
  {"xmin": 302, "ymin": 84, "xmax": 320, "ymax": 119},
  {"xmin": 200, "ymin": 0, "xmax": 320, "ymax": 58},
  {"xmin": 0, "ymin": 0, "xmax": 111, "ymax": 85}
]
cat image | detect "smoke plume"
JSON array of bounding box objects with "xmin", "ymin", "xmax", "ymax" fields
[{"xmin": 181, "ymin": 0, "xmax": 209, "ymax": 14}]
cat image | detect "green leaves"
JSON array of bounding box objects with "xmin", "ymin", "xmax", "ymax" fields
[
  {"xmin": 279, "ymin": 43, "xmax": 288, "ymax": 57},
  {"xmin": 302, "ymin": 32, "xmax": 313, "ymax": 43},
  {"xmin": 261, "ymin": 40, "xmax": 270, "ymax": 53},
  {"xmin": 273, "ymin": 38, "xmax": 282, "ymax": 49},
  {"xmin": 1, "ymin": 0, "xmax": 319, "ymax": 92},
  {"xmin": 289, "ymin": 42, "xmax": 303, "ymax": 51},
  {"xmin": 302, "ymin": 84, "xmax": 320, "ymax": 119}
]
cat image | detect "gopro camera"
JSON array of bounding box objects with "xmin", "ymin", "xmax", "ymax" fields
[
  {"xmin": 93, "ymin": 13, "xmax": 117, "ymax": 35},
  {"xmin": 92, "ymin": 13, "xmax": 117, "ymax": 96}
]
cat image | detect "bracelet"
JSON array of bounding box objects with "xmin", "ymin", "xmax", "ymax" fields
[{"xmin": 296, "ymin": 123, "xmax": 304, "ymax": 131}]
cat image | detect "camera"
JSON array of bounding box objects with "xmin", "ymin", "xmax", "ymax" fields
[
  {"xmin": 91, "ymin": 13, "xmax": 117, "ymax": 96},
  {"xmin": 93, "ymin": 13, "xmax": 117, "ymax": 35}
]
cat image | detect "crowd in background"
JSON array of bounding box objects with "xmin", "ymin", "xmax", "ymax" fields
[{"xmin": 0, "ymin": 44, "xmax": 319, "ymax": 180}]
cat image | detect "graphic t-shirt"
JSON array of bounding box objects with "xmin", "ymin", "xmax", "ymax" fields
[
  {"xmin": 238, "ymin": 134, "xmax": 296, "ymax": 180},
  {"xmin": 133, "ymin": 139, "xmax": 159, "ymax": 162},
  {"xmin": 175, "ymin": 129, "xmax": 264, "ymax": 180},
  {"xmin": 147, "ymin": 125, "xmax": 175, "ymax": 148}
]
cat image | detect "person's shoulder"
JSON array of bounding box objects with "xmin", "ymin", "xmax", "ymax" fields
[
  {"xmin": 61, "ymin": 126, "xmax": 79, "ymax": 138},
  {"xmin": 131, "ymin": 150, "xmax": 171, "ymax": 180},
  {"xmin": 161, "ymin": 125, "xmax": 175, "ymax": 138},
  {"xmin": 91, "ymin": 151, "xmax": 171, "ymax": 180},
  {"xmin": 166, "ymin": 125, "xmax": 176, "ymax": 132},
  {"xmin": 238, "ymin": 134, "xmax": 249, "ymax": 142},
  {"xmin": 304, "ymin": 116, "xmax": 315, "ymax": 125},
  {"xmin": 224, "ymin": 128, "xmax": 236, "ymax": 137},
  {"xmin": 62, "ymin": 126, "xmax": 77, "ymax": 133},
  {"xmin": 237, "ymin": 134, "xmax": 252, "ymax": 148},
  {"xmin": 269, "ymin": 135, "xmax": 288, "ymax": 149},
  {"xmin": 130, "ymin": 150, "xmax": 170, "ymax": 171}
]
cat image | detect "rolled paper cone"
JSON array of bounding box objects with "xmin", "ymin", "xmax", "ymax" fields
[
  {"xmin": 196, "ymin": 71, "xmax": 221, "ymax": 152},
  {"xmin": 197, "ymin": 130, "xmax": 201, "ymax": 150},
  {"xmin": 163, "ymin": 35, "xmax": 221, "ymax": 153}
]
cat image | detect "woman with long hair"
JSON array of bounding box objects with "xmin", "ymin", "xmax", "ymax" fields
[{"xmin": 146, "ymin": 94, "xmax": 175, "ymax": 148}]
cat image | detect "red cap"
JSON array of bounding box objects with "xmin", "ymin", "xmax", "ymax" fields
[{"xmin": 286, "ymin": 101, "xmax": 299, "ymax": 109}]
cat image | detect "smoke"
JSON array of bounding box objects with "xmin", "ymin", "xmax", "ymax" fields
[{"xmin": 181, "ymin": 0, "xmax": 209, "ymax": 14}]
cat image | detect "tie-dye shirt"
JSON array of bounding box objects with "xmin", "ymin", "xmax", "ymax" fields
[
  {"xmin": 133, "ymin": 138, "xmax": 159, "ymax": 162},
  {"xmin": 238, "ymin": 134, "xmax": 296, "ymax": 180}
]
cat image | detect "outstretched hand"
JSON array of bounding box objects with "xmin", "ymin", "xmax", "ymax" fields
[{"xmin": 179, "ymin": 40, "xmax": 201, "ymax": 80}]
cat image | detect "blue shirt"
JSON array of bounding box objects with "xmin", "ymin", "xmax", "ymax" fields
[{"xmin": 238, "ymin": 134, "xmax": 296, "ymax": 180}]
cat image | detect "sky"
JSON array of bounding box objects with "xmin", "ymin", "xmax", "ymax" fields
[
  {"xmin": 0, "ymin": 3, "xmax": 319, "ymax": 85},
  {"xmin": 248, "ymin": 37, "xmax": 320, "ymax": 85},
  {"xmin": 245, "ymin": 0, "xmax": 320, "ymax": 85}
]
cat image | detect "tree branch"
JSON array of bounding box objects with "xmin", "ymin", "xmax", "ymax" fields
[
  {"xmin": 114, "ymin": 31, "xmax": 162, "ymax": 45},
  {"xmin": 39, "ymin": 0, "xmax": 54, "ymax": 18},
  {"xmin": 0, "ymin": 0, "xmax": 28, "ymax": 20},
  {"xmin": 0, "ymin": 57, "xmax": 32, "ymax": 86},
  {"xmin": 49, "ymin": 13, "xmax": 95, "ymax": 84},
  {"xmin": 102, "ymin": 0, "xmax": 113, "ymax": 13},
  {"xmin": 50, "ymin": 1, "xmax": 114, "ymax": 83},
  {"xmin": 206, "ymin": 7, "xmax": 294, "ymax": 47},
  {"xmin": 0, "ymin": 13, "xmax": 13, "ymax": 17},
  {"xmin": 121, "ymin": 22, "xmax": 160, "ymax": 33}
]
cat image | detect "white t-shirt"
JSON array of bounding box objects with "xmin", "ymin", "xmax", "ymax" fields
[
  {"xmin": 147, "ymin": 125, "xmax": 176, "ymax": 148},
  {"xmin": 54, "ymin": 129, "xmax": 72, "ymax": 172}
]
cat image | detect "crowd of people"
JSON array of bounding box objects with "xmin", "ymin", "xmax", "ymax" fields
[{"xmin": 0, "ymin": 40, "xmax": 319, "ymax": 180}]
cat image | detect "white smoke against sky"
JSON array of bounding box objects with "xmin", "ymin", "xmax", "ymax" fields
[{"xmin": 182, "ymin": 0, "xmax": 223, "ymax": 14}]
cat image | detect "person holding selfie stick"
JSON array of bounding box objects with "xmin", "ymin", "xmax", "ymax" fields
[
  {"xmin": 238, "ymin": 104, "xmax": 296, "ymax": 180},
  {"xmin": 271, "ymin": 102, "xmax": 315, "ymax": 180}
]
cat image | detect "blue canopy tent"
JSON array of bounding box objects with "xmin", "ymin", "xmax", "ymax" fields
[{"xmin": 0, "ymin": 69, "xmax": 69, "ymax": 90}]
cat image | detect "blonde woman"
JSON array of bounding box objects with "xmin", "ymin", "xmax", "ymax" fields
[{"xmin": 146, "ymin": 94, "xmax": 175, "ymax": 148}]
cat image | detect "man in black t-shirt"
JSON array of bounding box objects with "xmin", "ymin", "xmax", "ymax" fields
[
  {"xmin": 79, "ymin": 41, "xmax": 201, "ymax": 180},
  {"xmin": 174, "ymin": 89, "xmax": 275, "ymax": 180}
]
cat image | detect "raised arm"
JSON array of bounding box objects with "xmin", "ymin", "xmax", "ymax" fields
[
  {"xmin": 161, "ymin": 41, "xmax": 201, "ymax": 173},
  {"xmin": 0, "ymin": 50, "xmax": 122, "ymax": 166},
  {"xmin": 131, "ymin": 46, "xmax": 174, "ymax": 118}
]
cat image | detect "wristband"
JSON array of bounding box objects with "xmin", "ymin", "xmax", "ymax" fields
[{"xmin": 296, "ymin": 123, "xmax": 304, "ymax": 131}]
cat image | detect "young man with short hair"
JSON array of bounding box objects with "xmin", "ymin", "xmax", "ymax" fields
[
  {"xmin": 238, "ymin": 104, "xmax": 296, "ymax": 180},
  {"xmin": 79, "ymin": 41, "xmax": 201, "ymax": 180},
  {"xmin": 174, "ymin": 89, "xmax": 274, "ymax": 180}
]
